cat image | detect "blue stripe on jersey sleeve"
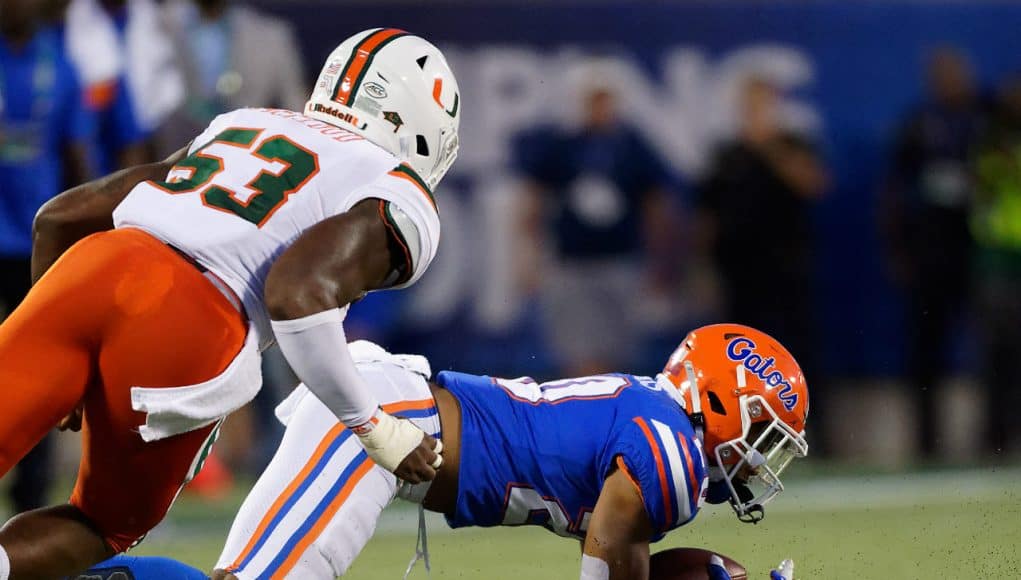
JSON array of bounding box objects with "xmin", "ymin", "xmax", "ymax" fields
[{"xmin": 232, "ymin": 429, "xmax": 355, "ymax": 574}]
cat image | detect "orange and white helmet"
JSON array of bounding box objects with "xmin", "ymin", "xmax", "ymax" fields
[
  {"xmin": 306, "ymin": 28, "xmax": 460, "ymax": 189},
  {"xmin": 658, "ymin": 323, "xmax": 809, "ymax": 522}
]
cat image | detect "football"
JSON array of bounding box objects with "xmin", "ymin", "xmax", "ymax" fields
[{"xmin": 649, "ymin": 548, "xmax": 748, "ymax": 580}]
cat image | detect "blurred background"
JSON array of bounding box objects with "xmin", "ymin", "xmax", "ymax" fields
[{"xmin": 1, "ymin": 0, "xmax": 1020, "ymax": 577}]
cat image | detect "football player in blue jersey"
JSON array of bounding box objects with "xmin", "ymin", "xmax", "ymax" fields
[{"xmin": 80, "ymin": 323, "xmax": 807, "ymax": 580}]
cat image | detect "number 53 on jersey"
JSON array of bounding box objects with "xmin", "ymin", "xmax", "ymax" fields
[{"xmin": 152, "ymin": 128, "xmax": 320, "ymax": 227}]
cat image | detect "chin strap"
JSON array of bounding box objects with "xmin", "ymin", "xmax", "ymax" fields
[
  {"xmin": 736, "ymin": 505, "xmax": 765, "ymax": 524},
  {"xmin": 732, "ymin": 482, "xmax": 765, "ymax": 524}
]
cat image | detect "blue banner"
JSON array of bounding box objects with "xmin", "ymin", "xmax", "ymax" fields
[{"xmin": 261, "ymin": 1, "xmax": 1021, "ymax": 377}]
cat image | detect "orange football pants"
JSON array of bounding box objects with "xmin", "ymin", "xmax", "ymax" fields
[{"xmin": 0, "ymin": 228, "xmax": 247, "ymax": 552}]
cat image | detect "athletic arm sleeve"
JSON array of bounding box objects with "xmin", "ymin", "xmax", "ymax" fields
[
  {"xmin": 276, "ymin": 165, "xmax": 440, "ymax": 429},
  {"xmin": 271, "ymin": 308, "xmax": 378, "ymax": 428}
]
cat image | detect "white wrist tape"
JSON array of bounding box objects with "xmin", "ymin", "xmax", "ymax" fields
[
  {"xmin": 271, "ymin": 308, "xmax": 379, "ymax": 428},
  {"xmin": 775, "ymin": 558, "xmax": 795, "ymax": 580},
  {"xmin": 580, "ymin": 554, "xmax": 609, "ymax": 580},
  {"xmin": 355, "ymin": 410, "xmax": 433, "ymax": 473}
]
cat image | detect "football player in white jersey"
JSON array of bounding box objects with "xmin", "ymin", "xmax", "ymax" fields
[{"xmin": 0, "ymin": 28, "xmax": 458, "ymax": 578}]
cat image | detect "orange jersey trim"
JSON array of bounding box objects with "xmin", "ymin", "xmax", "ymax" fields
[
  {"xmin": 382, "ymin": 398, "xmax": 435, "ymax": 415},
  {"xmin": 677, "ymin": 432, "xmax": 700, "ymax": 511},
  {"xmin": 615, "ymin": 456, "xmax": 645, "ymax": 503},
  {"xmin": 378, "ymin": 200, "xmax": 414, "ymax": 284},
  {"xmin": 633, "ymin": 417, "xmax": 673, "ymax": 526},
  {"xmin": 388, "ymin": 164, "xmax": 438, "ymax": 211}
]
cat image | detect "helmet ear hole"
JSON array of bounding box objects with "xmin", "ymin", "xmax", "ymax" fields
[
  {"xmin": 416, "ymin": 135, "xmax": 430, "ymax": 156},
  {"xmin": 707, "ymin": 390, "xmax": 727, "ymax": 415}
]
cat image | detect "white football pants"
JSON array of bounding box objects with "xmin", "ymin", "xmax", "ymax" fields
[{"xmin": 216, "ymin": 346, "xmax": 440, "ymax": 579}]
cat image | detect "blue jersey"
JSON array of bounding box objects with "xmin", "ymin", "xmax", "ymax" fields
[{"xmin": 437, "ymin": 371, "xmax": 708, "ymax": 541}]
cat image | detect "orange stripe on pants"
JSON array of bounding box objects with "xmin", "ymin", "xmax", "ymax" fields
[
  {"xmin": 271, "ymin": 459, "xmax": 375, "ymax": 579},
  {"xmin": 227, "ymin": 423, "xmax": 347, "ymax": 572},
  {"xmin": 0, "ymin": 228, "xmax": 247, "ymax": 552}
]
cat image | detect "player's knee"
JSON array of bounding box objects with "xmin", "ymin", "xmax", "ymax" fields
[{"xmin": 72, "ymin": 500, "xmax": 163, "ymax": 555}]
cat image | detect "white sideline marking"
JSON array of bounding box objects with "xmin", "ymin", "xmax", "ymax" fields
[{"xmin": 771, "ymin": 466, "xmax": 1021, "ymax": 514}]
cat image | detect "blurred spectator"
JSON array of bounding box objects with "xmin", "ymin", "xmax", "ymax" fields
[
  {"xmin": 697, "ymin": 77, "xmax": 828, "ymax": 444},
  {"xmin": 514, "ymin": 64, "xmax": 675, "ymax": 376},
  {"xmin": 881, "ymin": 48, "xmax": 984, "ymax": 457},
  {"xmin": 972, "ymin": 73, "xmax": 1021, "ymax": 456},
  {"xmin": 45, "ymin": 0, "xmax": 139, "ymax": 173},
  {"xmin": 56, "ymin": 0, "xmax": 185, "ymax": 170},
  {"xmin": 0, "ymin": 0, "xmax": 92, "ymax": 512},
  {"xmin": 159, "ymin": 0, "xmax": 306, "ymax": 153}
]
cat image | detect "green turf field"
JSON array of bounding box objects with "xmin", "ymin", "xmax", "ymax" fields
[{"xmin": 131, "ymin": 465, "xmax": 1021, "ymax": 579}]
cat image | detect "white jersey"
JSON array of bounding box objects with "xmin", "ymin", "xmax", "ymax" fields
[{"xmin": 113, "ymin": 108, "xmax": 441, "ymax": 349}]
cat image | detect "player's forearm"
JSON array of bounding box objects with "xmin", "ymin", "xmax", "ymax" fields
[
  {"xmin": 271, "ymin": 310, "xmax": 437, "ymax": 479},
  {"xmin": 583, "ymin": 523, "xmax": 650, "ymax": 580},
  {"xmin": 581, "ymin": 543, "xmax": 649, "ymax": 580},
  {"xmin": 271, "ymin": 308, "xmax": 380, "ymax": 428},
  {"xmin": 583, "ymin": 470, "xmax": 652, "ymax": 580},
  {"xmin": 31, "ymin": 150, "xmax": 186, "ymax": 282},
  {"xmin": 264, "ymin": 205, "xmax": 393, "ymax": 424}
]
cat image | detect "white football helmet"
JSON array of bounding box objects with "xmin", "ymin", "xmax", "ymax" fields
[{"xmin": 306, "ymin": 28, "xmax": 461, "ymax": 189}]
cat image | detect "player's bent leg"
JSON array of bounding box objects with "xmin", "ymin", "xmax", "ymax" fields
[
  {"xmin": 72, "ymin": 422, "xmax": 221, "ymax": 553},
  {"xmin": 68, "ymin": 228, "xmax": 247, "ymax": 554},
  {"xmin": 0, "ymin": 504, "xmax": 113, "ymax": 580},
  {"xmin": 0, "ymin": 232, "xmax": 139, "ymax": 579},
  {"xmin": 216, "ymin": 391, "xmax": 395, "ymax": 580},
  {"xmin": 0, "ymin": 234, "xmax": 103, "ymax": 475},
  {"xmin": 0, "ymin": 229, "xmax": 248, "ymax": 578},
  {"xmin": 216, "ymin": 349, "xmax": 441, "ymax": 579},
  {"xmin": 293, "ymin": 467, "xmax": 397, "ymax": 578}
]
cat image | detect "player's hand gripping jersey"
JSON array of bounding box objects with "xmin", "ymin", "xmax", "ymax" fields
[
  {"xmin": 438, "ymin": 371, "xmax": 708, "ymax": 539},
  {"xmin": 113, "ymin": 107, "xmax": 440, "ymax": 350}
]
